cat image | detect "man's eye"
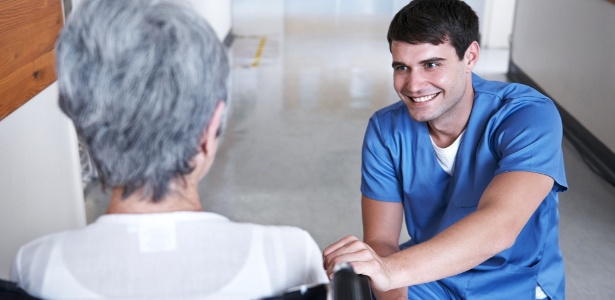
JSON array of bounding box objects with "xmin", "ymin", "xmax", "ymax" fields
[
  {"xmin": 425, "ymin": 62, "xmax": 438, "ymax": 68},
  {"xmin": 394, "ymin": 65, "xmax": 408, "ymax": 71}
]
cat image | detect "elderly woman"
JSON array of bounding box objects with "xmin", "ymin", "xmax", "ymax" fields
[{"xmin": 10, "ymin": 0, "xmax": 327, "ymax": 298}]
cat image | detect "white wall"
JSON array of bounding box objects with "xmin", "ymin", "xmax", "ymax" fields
[
  {"xmin": 188, "ymin": 0, "xmax": 232, "ymax": 41},
  {"xmin": 0, "ymin": 83, "xmax": 86, "ymax": 278},
  {"xmin": 465, "ymin": 0, "xmax": 516, "ymax": 49},
  {"xmin": 511, "ymin": 0, "xmax": 615, "ymax": 153},
  {"xmin": 481, "ymin": 0, "xmax": 516, "ymax": 49}
]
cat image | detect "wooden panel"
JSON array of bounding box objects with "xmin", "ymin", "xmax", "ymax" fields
[{"xmin": 0, "ymin": 0, "xmax": 63, "ymax": 121}]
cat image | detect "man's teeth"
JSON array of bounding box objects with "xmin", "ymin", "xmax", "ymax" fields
[{"xmin": 412, "ymin": 93, "xmax": 438, "ymax": 103}]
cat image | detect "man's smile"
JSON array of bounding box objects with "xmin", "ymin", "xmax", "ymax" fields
[{"xmin": 411, "ymin": 92, "xmax": 440, "ymax": 103}]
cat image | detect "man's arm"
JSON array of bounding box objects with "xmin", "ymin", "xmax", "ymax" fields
[
  {"xmin": 324, "ymin": 171, "xmax": 554, "ymax": 292},
  {"xmin": 361, "ymin": 196, "xmax": 407, "ymax": 299},
  {"xmin": 324, "ymin": 196, "xmax": 406, "ymax": 299}
]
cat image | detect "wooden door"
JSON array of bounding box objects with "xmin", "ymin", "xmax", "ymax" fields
[{"xmin": 0, "ymin": 0, "xmax": 64, "ymax": 121}]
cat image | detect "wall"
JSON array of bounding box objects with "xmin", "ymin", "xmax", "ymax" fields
[
  {"xmin": 465, "ymin": 0, "xmax": 516, "ymax": 49},
  {"xmin": 511, "ymin": 0, "xmax": 615, "ymax": 153},
  {"xmin": 481, "ymin": 0, "xmax": 516, "ymax": 49},
  {"xmin": 187, "ymin": 0, "xmax": 232, "ymax": 41},
  {"xmin": 0, "ymin": 83, "xmax": 86, "ymax": 278}
]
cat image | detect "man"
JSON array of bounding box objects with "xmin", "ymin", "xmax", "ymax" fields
[
  {"xmin": 323, "ymin": 0, "xmax": 567, "ymax": 299},
  {"xmin": 11, "ymin": 0, "xmax": 327, "ymax": 298}
]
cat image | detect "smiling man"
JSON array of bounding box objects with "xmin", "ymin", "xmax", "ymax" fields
[{"xmin": 323, "ymin": 0, "xmax": 568, "ymax": 299}]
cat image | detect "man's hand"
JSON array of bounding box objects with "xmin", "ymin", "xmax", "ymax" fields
[{"xmin": 323, "ymin": 235, "xmax": 395, "ymax": 292}]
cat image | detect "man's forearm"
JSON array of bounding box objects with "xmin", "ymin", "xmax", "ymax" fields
[
  {"xmin": 373, "ymin": 287, "xmax": 407, "ymax": 300},
  {"xmin": 382, "ymin": 172, "xmax": 554, "ymax": 289},
  {"xmin": 365, "ymin": 238, "xmax": 399, "ymax": 257},
  {"xmin": 365, "ymin": 240, "xmax": 407, "ymax": 300},
  {"xmin": 360, "ymin": 197, "xmax": 407, "ymax": 298}
]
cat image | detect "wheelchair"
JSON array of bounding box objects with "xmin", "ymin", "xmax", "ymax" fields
[{"xmin": 262, "ymin": 262, "xmax": 372, "ymax": 300}]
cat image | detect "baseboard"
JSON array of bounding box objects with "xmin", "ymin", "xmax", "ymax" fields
[{"xmin": 507, "ymin": 61, "xmax": 615, "ymax": 187}]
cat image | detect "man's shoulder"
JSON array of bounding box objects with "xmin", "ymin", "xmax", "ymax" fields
[
  {"xmin": 369, "ymin": 100, "xmax": 416, "ymax": 132},
  {"xmin": 472, "ymin": 73, "xmax": 551, "ymax": 104}
]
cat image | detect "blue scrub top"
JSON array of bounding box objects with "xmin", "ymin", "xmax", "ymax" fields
[{"xmin": 361, "ymin": 74, "xmax": 568, "ymax": 299}]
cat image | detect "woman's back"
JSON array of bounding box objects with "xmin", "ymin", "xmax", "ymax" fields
[{"xmin": 12, "ymin": 211, "xmax": 328, "ymax": 299}]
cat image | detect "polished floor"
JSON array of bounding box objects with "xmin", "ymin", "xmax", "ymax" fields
[{"xmin": 85, "ymin": 0, "xmax": 615, "ymax": 298}]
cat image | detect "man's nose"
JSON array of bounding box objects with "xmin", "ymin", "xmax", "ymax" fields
[{"xmin": 405, "ymin": 70, "xmax": 426, "ymax": 94}]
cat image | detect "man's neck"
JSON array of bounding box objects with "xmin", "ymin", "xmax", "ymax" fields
[
  {"xmin": 428, "ymin": 86, "xmax": 475, "ymax": 148},
  {"xmin": 428, "ymin": 121, "xmax": 469, "ymax": 148}
]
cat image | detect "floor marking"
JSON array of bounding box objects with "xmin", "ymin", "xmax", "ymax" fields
[{"xmin": 251, "ymin": 36, "xmax": 267, "ymax": 68}]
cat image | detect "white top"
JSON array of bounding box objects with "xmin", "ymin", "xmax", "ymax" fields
[
  {"xmin": 11, "ymin": 211, "xmax": 328, "ymax": 299},
  {"xmin": 430, "ymin": 130, "xmax": 465, "ymax": 175}
]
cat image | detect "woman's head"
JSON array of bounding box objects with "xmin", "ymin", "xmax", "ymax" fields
[{"xmin": 56, "ymin": 0, "xmax": 230, "ymax": 200}]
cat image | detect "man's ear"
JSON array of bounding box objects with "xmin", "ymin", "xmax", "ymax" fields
[
  {"xmin": 201, "ymin": 101, "xmax": 226, "ymax": 156},
  {"xmin": 464, "ymin": 41, "xmax": 480, "ymax": 72}
]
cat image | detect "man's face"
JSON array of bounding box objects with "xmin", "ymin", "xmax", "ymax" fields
[{"xmin": 391, "ymin": 40, "xmax": 476, "ymax": 127}]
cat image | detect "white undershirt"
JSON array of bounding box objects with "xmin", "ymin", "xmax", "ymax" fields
[{"xmin": 430, "ymin": 130, "xmax": 465, "ymax": 175}]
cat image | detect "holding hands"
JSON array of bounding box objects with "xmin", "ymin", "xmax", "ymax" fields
[{"xmin": 322, "ymin": 236, "xmax": 395, "ymax": 292}]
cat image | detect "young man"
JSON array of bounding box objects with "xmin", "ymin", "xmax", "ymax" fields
[
  {"xmin": 11, "ymin": 0, "xmax": 327, "ymax": 298},
  {"xmin": 323, "ymin": 0, "xmax": 567, "ymax": 299}
]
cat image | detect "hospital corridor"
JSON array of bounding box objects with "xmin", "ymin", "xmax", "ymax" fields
[{"xmin": 1, "ymin": 0, "xmax": 614, "ymax": 299}]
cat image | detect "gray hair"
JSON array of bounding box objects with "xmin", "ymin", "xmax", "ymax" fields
[{"xmin": 56, "ymin": 0, "xmax": 230, "ymax": 201}]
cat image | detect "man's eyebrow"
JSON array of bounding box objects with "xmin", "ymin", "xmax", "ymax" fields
[
  {"xmin": 419, "ymin": 57, "xmax": 446, "ymax": 64},
  {"xmin": 392, "ymin": 57, "xmax": 447, "ymax": 68}
]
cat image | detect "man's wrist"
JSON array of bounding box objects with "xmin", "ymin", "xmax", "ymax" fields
[{"xmin": 373, "ymin": 287, "xmax": 407, "ymax": 300}]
